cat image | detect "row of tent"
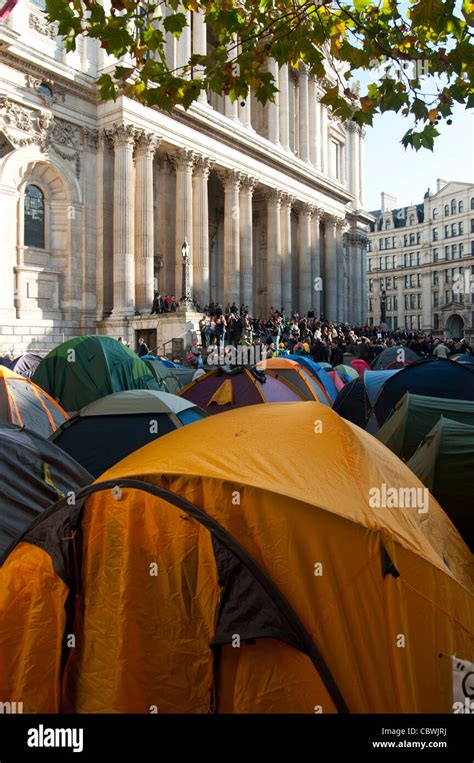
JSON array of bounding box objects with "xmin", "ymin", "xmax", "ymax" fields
[{"xmin": 0, "ymin": 336, "xmax": 472, "ymax": 713}]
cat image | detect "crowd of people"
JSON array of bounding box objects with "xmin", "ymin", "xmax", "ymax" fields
[{"xmin": 193, "ymin": 303, "xmax": 473, "ymax": 366}]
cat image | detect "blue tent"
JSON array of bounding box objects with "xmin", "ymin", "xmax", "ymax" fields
[
  {"xmin": 374, "ymin": 358, "xmax": 474, "ymax": 425},
  {"xmin": 287, "ymin": 355, "xmax": 338, "ymax": 402},
  {"xmin": 363, "ymin": 370, "xmax": 400, "ymax": 407}
]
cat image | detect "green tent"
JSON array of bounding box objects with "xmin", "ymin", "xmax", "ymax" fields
[
  {"xmin": 407, "ymin": 417, "xmax": 474, "ymax": 551},
  {"xmin": 376, "ymin": 392, "xmax": 474, "ymax": 461},
  {"xmin": 142, "ymin": 357, "xmax": 182, "ymax": 395},
  {"xmin": 32, "ymin": 336, "xmax": 158, "ymax": 412}
]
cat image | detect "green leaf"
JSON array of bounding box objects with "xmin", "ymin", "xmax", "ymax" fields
[{"xmin": 162, "ymin": 12, "xmax": 187, "ymax": 37}]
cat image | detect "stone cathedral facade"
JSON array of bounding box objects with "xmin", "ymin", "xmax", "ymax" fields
[{"xmin": 0, "ymin": 3, "xmax": 370, "ymax": 354}]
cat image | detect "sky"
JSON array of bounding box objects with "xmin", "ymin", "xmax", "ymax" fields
[{"xmin": 363, "ymin": 104, "xmax": 474, "ymax": 212}]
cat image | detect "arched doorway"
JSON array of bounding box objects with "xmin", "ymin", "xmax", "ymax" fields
[{"xmin": 446, "ymin": 314, "xmax": 464, "ymax": 340}]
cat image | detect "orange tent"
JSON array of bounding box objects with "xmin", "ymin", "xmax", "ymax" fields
[
  {"xmin": 0, "ymin": 366, "xmax": 68, "ymax": 437},
  {"xmin": 258, "ymin": 357, "xmax": 331, "ymax": 404},
  {"xmin": 0, "ymin": 403, "xmax": 472, "ymax": 713}
]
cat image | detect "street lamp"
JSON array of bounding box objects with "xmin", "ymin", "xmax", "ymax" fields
[{"xmin": 181, "ymin": 238, "xmax": 192, "ymax": 307}]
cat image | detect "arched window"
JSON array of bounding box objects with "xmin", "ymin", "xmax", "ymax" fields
[
  {"xmin": 409, "ymin": 214, "xmax": 415, "ymax": 225},
  {"xmin": 458, "ymin": 200, "xmax": 464, "ymax": 213},
  {"xmin": 24, "ymin": 185, "xmax": 45, "ymax": 248},
  {"xmin": 471, "ymin": 197, "xmax": 474, "ymax": 210},
  {"xmin": 451, "ymin": 198, "xmax": 456, "ymax": 214},
  {"xmin": 444, "ymin": 204, "xmax": 449, "ymax": 216}
]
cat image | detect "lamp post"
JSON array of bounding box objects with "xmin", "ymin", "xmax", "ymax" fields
[
  {"xmin": 181, "ymin": 238, "xmax": 192, "ymax": 307},
  {"xmin": 380, "ymin": 289, "xmax": 387, "ymax": 325}
]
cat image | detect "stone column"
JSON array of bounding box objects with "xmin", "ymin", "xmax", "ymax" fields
[
  {"xmin": 192, "ymin": 9, "xmax": 207, "ymax": 103},
  {"xmin": 192, "ymin": 156, "xmax": 213, "ymax": 307},
  {"xmin": 351, "ymin": 123, "xmax": 360, "ymax": 209},
  {"xmin": 221, "ymin": 170, "xmax": 241, "ymax": 305},
  {"xmin": 314, "ymin": 91, "xmax": 322, "ymax": 169},
  {"xmin": 172, "ymin": 149, "xmax": 194, "ymax": 298},
  {"xmin": 135, "ymin": 132, "xmax": 159, "ymax": 314},
  {"xmin": 297, "ymin": 203, "xmax": 312, "ymax": 316},
  {"xmin": 158, "ymin": 155, "xmax": 175, "ymax": 295},
  {"xmin": 279, "ymin": 65, "xmax": 290, "ymax": 150},
  {"xmin": 95, "ymin": 131, "xmax": 105, "ymax": 320},
  {"xmin": 336, "ymin": 220, "xmax": 347, "ymax": 322},
  {"xmin": 239, "ymin": 95, "xmax": 252, "ymax": 128},
  {"xmin": 359, "ymin": 127, "xmax": 365, "ymax": 208},
  {"xmin": 348, "ymin": 231, "xmax": 362, "ymax": 324},
  {"xmin": 308, "ymin": 76, "xmax": 318, "ymax": 167},
  {"xmin": 280, "ymin": 194, "xmax": 294, "ymax": 315},
  {"xmin": 267, "ymin": 58, "xmax": 279, "ymax": 144},
  {"xmin": 108, "ymin": 123, "xmax": 136, "ymax": 317},
  {"xmin": 176, "ymin": 10, "xmax": 191, "ymax": 75},
  {"xmin": 298, "ymin": 66, "xmax": 309, "ymax": 163},
  {"xmin": 359, "ymin": 233, "xmax": 368, "ymax": 324},
  {"xmin": 323, "ymin": 215, "xmax": 338, "ymax": 321},
  {"xmin": 321, "ymin": 104, "xmax": 328, "ymax": 174},
  {"xmin": 225, "ymin": 37, "xmax": 239, "ymax": 120},
  {"xmin": 266, "ymin": 189, "xmax": 283, "ymax": 313},
  {"xmin": 311, "ymin": 207, "xmax": 321, "ymax": 316},
  {"xmin": 240, "ymin": 175, "xmax": 256, "ymax": 313}
]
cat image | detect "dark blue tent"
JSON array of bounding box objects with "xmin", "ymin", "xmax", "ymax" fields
[
  {"xmin": 332, "ymin": 377, "xmax": 370, "ymax": 428},
  {"xmin": 374, "ymin": 358, "xmax": 474, "ymax": 425}
]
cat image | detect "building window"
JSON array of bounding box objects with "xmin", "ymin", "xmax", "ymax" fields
[
  {"xmin": 445, "ymin": 290, "xmax": 452, "ymax": 303},
  {"xmin": 386, "ymin": 277, "xmax": 392, "ymax": 290},
  {"xmin": 385, "ymin": 237, "xmax": 390, "ymax": 249},
  {"xmin": 38, "ymin": 82, "xmax": 53, "ymax": 98},
  {"xmin": 409, "ymin": 214, "xmax": 415, "ymax": 225},
  {"xmin": 24, "ymin": 185, "xmax": 45, "ymax": 249},
  {"xmin": 417, "ymin": 273, "xmax": 421, "ymax": 287},
  {"xmin": 459, "ymin": 201, "xmax": 464, "ymax": 213},
  {"xmin": 409, "ymin": 233, "xmax": 415, "ymax": 245},
  {"xmin": 444, "ymin": 204, "xmax": 449, "ymax": 216},
  {"xmin": 385, "ymin": 219, "xmax": 391, "ymax": 230},
  {"xmin": 368, "ymin": 258, "xmax": 372, "ymax": 271},
  {"xmin": 416, "ymin": 232, "xmax": 421, "ymax": 244},
  {"xmin": 460, "ymin": 243, "xmax": 464, "ymax": 257},
  {"xmin": 452, "ymin": 223, "xmax": 457, "ymax": 236},
  {"xmin": 471, "ymin": 197, "xmax": 474, "ymax": 210},
  {"xmin": 393, "ymin": 296, "xmax": 398, "ymax": 310},
  {"xmin": 452, "ymin": 244, "xmax": 457, "ymax": 258},
  {"xmin": 432, "ymin": 208, "xmax": 438, "ymax": 219},
  {"xmin": 445, "ymin": 246, "xmax": 450, "ymax": 259},
  {"xmin": 433, "ymin": 314, "xmax": 439, "ymax": 329},
  {"xmin": 404, "ymin": 234, "xmax": 408, "ymax": 246},
  {"xmin": 433, "ymin": 248, "xmax": 438, "ymax": 262},
  {"xmin": 369, "ymin": 279, "xmax": 373, "ymax": 292},
  {"xmin": 433, "ymin": 271, "xmax": 439, "ymax": 285},
  {"xmin": 433, "ymin": 291, "xmax": 439, "ymax": 306},
  {"xmin": 393, "ymin": 255, "xmax": 397, "ymax": 268},
  {"xmin": 451, "ymin": 199, "xmax": 457, "ymax": 214},
  {"xmin": 459, "ymin": 221, "xmax": 464, "ymax": 235},
  {"xmin": 433, "ymin": 228, "xmax": 438, "ymax": 241},
  {"xmin": 445, "ymin": 225, "xmax": 450, "ymax": 238},
  {"xmin": 472, "ymin": 241, "xmax": 474, "ymax": 256}
]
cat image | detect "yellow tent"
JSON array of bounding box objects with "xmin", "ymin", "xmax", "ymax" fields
[{"xmin": 0, "ymin": 402, "xmax": 472, "ymax": 713}]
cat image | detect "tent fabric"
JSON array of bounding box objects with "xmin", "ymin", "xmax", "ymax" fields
[
  {"xmin": 372, "ymin": 345, "xmax": 420, "ymax": 370},
  {"xmin": 327, "ymin": 369, "xmax": 345, "ymax": 393},
  {"xmin": 0, "ymin": 366, "xmax": 68, "ymax": 438},
  {"xmin": 286, "ymin": 355, "xmax": 338, "ymax": 402},
  {"xmin": 0, "ymin": 403, "xmax": 472, "ymax": 714},
  {"xmin": 0, "ymin": 423, "xmax": 92, "ymax": 556},
  {"xmin": 332, "ymin": 377, "xmax": 372, "ymax": 429},
  {"xmin": 10, "ymin": 353, "xmax": 44, "ymax": 379},
  {"xmin": 141, "ymin": 356, "xmax": 182, "ymax": 394},
  {"xmin": 258, "ymin": 358, "xmax": 331, "ymax": 404},
  {"xmin": 334, "ymin": 364, "xmax": 359, "ymax": 382},
  {"xmin": 374, "ymin": 358, "xmax": 474, "ymax": 426},
  {"xmin": 351, "ymin": 359, "xmax": 371, "ymax": 374},
  {"xmin": 178, "ymin": 367, "xmax": 302, "ymax": 414},
  {"xmin": 32, "ymin": 336, "xmax": 159, "ymax": 412},
  {"xmin": 50, "ymin": 390, "xmax": 207, "ymax": 478},
  {"xmin": 450, "ymin": 354, "xmax": 474, "ymax": 365},
  {"xmin": 407, "ymin": 417, "xmax": 474, "ymax": 551},
  {"xmin": 363, "ymin": 370, "xmax": 400, "ymax": 407},
  {"xmin": 376, "ymin": 392, "xmax": 474, "ymax": 462}
]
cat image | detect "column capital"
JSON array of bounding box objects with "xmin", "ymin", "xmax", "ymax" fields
[
  {"xmin": 157, "ymin": 153, "xmax": 174, "ymax": 173},
  {"xmin": 264, "ymin": 188, "xmax": 284, "ymax": 205},
  {"xmin": 336, "ymin": 218, "xmax": 349, "ymax": 233},
  {"xmin": 82, "ymin": 126, "xmax": 100, "ymax": 151},
  {"xmin": 218, "ymin": 168, "xmax": 242, "ymax": 192},
  {"xmin": 193, "ymin": 155, "xmax": 214, "ymax": 178},
  {"xmin": 347, "ymin": 120, "xmax": 359, "ymax": 133},
  {"xmin": 240, "ymin": 174, "xmax": 257, "ymax": 194},
  {"xmin": 135, "ymin": 131, "xmax": 161, "ymax": 157},
  {"xmin": 170, "ymin": 148, "xmax": 195, "ymax": 172},
  {"xmin": 311, "ymin": 206, "xmax": 323, "ymax": 222},
  {"xmin": 106, "ymin": 122, "xmax": 137, "ymax": 150},
  {"xmin": 295, "ymin": 201, "xmax": 314, "ymax": 217},
  {"xmin": 280, "ymin": 193, "xmax": 297, "ymax": 208},
  {"xmin": 321, "ymin": 212, "xmax": 338, "ymax": 229}
]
